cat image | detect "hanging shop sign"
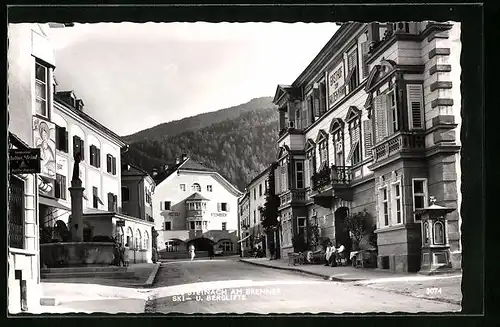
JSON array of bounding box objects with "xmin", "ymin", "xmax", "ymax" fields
[
  {"xmin": 9, "ymin": 148, "xmax": 41, "ymax": 174},
  {"xmin": 328, "ymin": 61, "xmax": 346, "ymax": 108},
  {"xmin": 116, "ymin": 220, "xmax": 125, "ymax": 227}
]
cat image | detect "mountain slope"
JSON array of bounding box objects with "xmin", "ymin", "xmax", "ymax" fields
[
  {"xmin": 123, "ymin": 107, "xmax": 279, "ymax": 191},
  {"xmin": 123, "ymin": 96, "xmax": 274, "ymax": 142}
]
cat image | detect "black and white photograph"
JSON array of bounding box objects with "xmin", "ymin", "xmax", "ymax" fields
[{"xmin": 6, "ymin": 4, "xmax": 484, "ymax": 318}]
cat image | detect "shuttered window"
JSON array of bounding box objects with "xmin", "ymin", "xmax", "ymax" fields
[
  {"xmin": 407, "ymin": 84, "xmax": 424, "ymax": 130},
  {"xmin": 374, "ymin": 93, "xmax": 389, "ymax": 143},
  {"xmin": 73, "ymin": 135, "xmax": 85, "ymax": 160},
  {"xmin": 363, "ymin": 119, "xmax": 373, "ymax": 158},
  {"xmin": 361, "ymin": 41, "xmax": 370, "ymax": 78},
  {"xmin": 301, "ymin": 101, "xmax": 308, "ymax": 129},
  {"xmin": 387, "ymin": 89, "xmax": 399, "ymax": 135},
  {"xmin": 56, "ymin": 126, "xmax": 68, "ymax": 152},
  {"xmin": 112, "ymin": 156, "xmax": 117, "ymax": 175},
  {"xmin": 313, "ymin": 87, "xmax": 320, "ymax": 119},
  {"xmin": 319, "ymin": 82, "xmax": 327, "ymax": 115},
  {"xmin": 347, "ymin": 47, "xmax": 359, "ymax": 92},
  {"xmin": 274, "ymin": 167, "xmax": 281, "ymax": 195},
  {"xmin": 295, "ymin": 103, "xmax": 302, "ymax": 129},
  {"xmin": 347, "ymin": 120, "xmax": 361, "ymax": 165}
]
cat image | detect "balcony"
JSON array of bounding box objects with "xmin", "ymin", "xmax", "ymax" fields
[
  {"xmin": 186, "ymin": 209, "xmax": 207, "ymax": 217},
  {"xmin": 279, "ymin": 189, "xmax": 307, "ymax": 208},
  {"xmin": 309, "ymin": 165, "xmax": 353, "ymax": 204},
  {"xmin": 371, "ymin": 131, "xmax": 425, "ymax": 167}
]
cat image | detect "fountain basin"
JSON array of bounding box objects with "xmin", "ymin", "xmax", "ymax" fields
[{"xmin": 40, "ymin": 242, "xmax": 115, "ymax": 268}]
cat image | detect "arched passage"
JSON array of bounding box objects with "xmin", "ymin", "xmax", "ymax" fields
[
  {"xmin": 334, "ymin": 207, "xmax": 351, "ymax": 250},
  {"xmin": 187, "ymin": 237, "xmax": 216, "ymax": 252}
]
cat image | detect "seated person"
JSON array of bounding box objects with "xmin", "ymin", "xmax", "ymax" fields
[
  {"xmin": 336, "ymin": 244, "xmax": 346, "ymax": 265},
  {"xmin": 324, "ymin": 241, "xmax": 337, "ymax": 267}
]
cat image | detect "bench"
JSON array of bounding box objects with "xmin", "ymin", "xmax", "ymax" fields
[{"xmin": 287, "ymin": 252, "xmax": 304, "ymax": 266}]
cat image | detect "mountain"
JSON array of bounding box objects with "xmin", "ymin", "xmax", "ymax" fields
[
  {"xmin": 123, "ymin": 96, "xmax": 275, "ymax": 142},
  {"xmin": 122, "ymin": 97, "xmax": 279, "ymax": 191}
]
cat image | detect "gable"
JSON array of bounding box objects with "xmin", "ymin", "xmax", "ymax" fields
[
  {"xmin": 305, "ymin": 138, "xmax": 316, "ymax": 151},
  {"xmin": 345, "ymin": 106, "xmax": 361, "ymax": 122},
  {"xmin": 277, "ymin": 145, "xmax": 290, "ymax": 159},
  {"xmin": 329, "ymin": 118, "xmax": 344, "ymax": 133},
  {"xmin": 315, "ymin": 129, "xmax": 328, "ymax": 143},
  {"xmin": 364, "ymin": 59, "xmax": 397, "ymax": 92},
  {"xmin": 273, "ymin": 84, "xmax": 291, "ymax": 104}
]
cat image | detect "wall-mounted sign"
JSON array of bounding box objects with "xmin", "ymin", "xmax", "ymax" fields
[
  {"xmin": 32, "ymin": 116, "xmax": 56, "ymax": 180},
  {"xmin": 56, "ymin": 156, "xmax": 67, "ymax": 175},
  {"xmin": 9, "ymin": 148, "xmax": 41, "ymax": 174},
  {"xmin": 116, "ymin": 220, "xmax": 125, "ymax": 227},
  {"xmin": 328, "ymin": 61, "xmax": 346, "ymax": 108},
  {"xmin": 168, "ymin": 212, "xmax": 181, "ymax": 216},
  {"xmin": 211, "ymin": 212, "xmax": 227, "ymax": 217}
]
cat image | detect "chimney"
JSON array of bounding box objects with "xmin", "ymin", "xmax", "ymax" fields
[
  {"xmin": 182, "ymin": 153, "xmax": 188, "ymax": 161},
  {"xmin": 175, "ymin": 157, "xmax": 180, "ymax": 164},
  {"xmin": 76, "ymin": 99, "xmax": 84, "ymax": 111},
  {"xmin": 152, "ymin": 168, "xmax": 158, "ymax": 177}
]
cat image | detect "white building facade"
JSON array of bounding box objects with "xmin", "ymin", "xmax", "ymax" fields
[{"xmin": 152, "ymin": 157, "xmax": 242, "ymax": 254}]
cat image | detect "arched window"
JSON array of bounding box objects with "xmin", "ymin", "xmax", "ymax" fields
[
  {"xmin": 433, "ymin": 221, "xmax": 445, "ymax": 245},
  {"xmin": 143, "ymin": 230, "xmax": 149, "ymax": 250},
  {"xmin": 191, "ymin": 183, "xmax": 201, "ymax": 192},
  {"xmin": 136, "ymin": 229, "xmax": 142, "ymax": 250},
  {"xmin": 423, "ymin": 222, "xmax": 430, "ymax": 245},
  {"xmin": 116, "ymin": 226, "xmax": 124, "ymax": 244},
  {"xmin": 126, "ymin": 227, "xmax": 133, "ymax": 248},
  {"xmin": 220, "ymin": 241, "xmax": 234, "ymax": 252}
]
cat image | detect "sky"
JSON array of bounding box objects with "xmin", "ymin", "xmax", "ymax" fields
[{"xmin": 47, "ymin": 23, "xmax": 339, "ymax": 136}]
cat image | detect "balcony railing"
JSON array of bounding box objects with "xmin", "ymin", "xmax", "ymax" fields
[
  {"xmin": 279, "ymin": 189, "xmax": 307, "ymax": 207},
  {"xmin": 311, "ymin": 165, "xmax": 352, "ymax": 191},
  {"xmin": 186, "ymin": 209, "xmax": 207, "ymax": 217},
  {"xmin": 373, "ymin": 132, "xmax": 425, "ymax": 163}
]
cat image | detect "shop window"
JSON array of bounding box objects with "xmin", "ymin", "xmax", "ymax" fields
[{"xmin": 8, "ymin": 176, "xmax": 25, "ymax": 249}]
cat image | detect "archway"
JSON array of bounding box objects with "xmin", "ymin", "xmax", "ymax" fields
[
  {"xmin": 165, "ymin": 238, "xmax": 185, "ymax": 252},
  {"xmin": 126, "ymin": 227, "xmax": 133, "ymax": 247},
  {"xmin": 334, "ymin": 207, "xmax": 351, "ymax": 250},
  {"xmin": 187, "ymin": 237, "xmax": 216, "ymax": 252},
  {"xmin": 217, "ymin": 238, "xmax": 235, "ymax": 253}
]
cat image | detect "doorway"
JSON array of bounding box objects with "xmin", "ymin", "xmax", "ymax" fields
[{"xmin": 334, "ymin": 207, "xmax": 351, "ymax": 250}]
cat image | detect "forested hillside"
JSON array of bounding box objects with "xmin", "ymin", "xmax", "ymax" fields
[{"xmin": 123, "ymin": 107, "xmax": 279, "ymax": 191}]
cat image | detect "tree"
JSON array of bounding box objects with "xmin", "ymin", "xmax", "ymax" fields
[
  {"xmin": 259, "ymin": 162, "xmax": 280, "ymax": 231},
  {"xmin": 345, "ymin": 209, "xmax": 375, "ymax": 250},
  {"xmin": 305, "ymin": 221, "xmax": 321, "ymax": 250}
]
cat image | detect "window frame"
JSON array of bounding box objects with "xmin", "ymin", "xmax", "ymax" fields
[
  {"xmin": 121, "ymin": 186, "xmax": 130, "ymax": 202},
  {"xmin": 433, "ymin": 221, "xmax": 446, "ymax": 245},
  {"xmin": 295, "ymin": 160, "xmax": 305, "ymax": 189},
  {"xmin": 297, "ymin": 217, "xmax": 306, "ymax": 235},
  {"xmin": 191, "ymin": 183, "xmax": 201, "ymax": 192},
  {"xmin": 332, "ymin": 129, "xmax": 343, "ymax": 166},
  {"xmin": 180, "ymin": 184, "xmax": 186, "ymax": 191},
  {"xmin": 164, "ymin": 201, "xmax": 171, "ymax": 211},
  {"xmin": 391, "ymin": 180, "xmax": 403, "ymax": 225},
  {"xmin": 207, "ymin": 185, "xmax": 212, "ymax": 192},
  {"xmin": 8, "ymin": 175, "xmax": 26, "ymax": 250},
  {"xmin": 412, "ymin": 178, "xmax": 428, "ymax": 220},
  {"xmin": 387, "ymin": 87, "xmax": 399, "ymax": 135},
  {"xmin": 221, "ymin": 202, "xmax": 228, "ymax": 212},
  {"xmin": 164, "ymin": 221, "xmax": 172, "ymax": 231},
  {"xmin": 35, "ymin": 60, "xmax": 49, "ymax": 118},
  {"xmin": 222, "ymin": 222, "xmax": 227, "ymax": 231},
  {"xmin": 55, "ymin": 173, "xmax": 67, "ymax": 200},
  {"xmin": 318, "ymin": 139, "xmax": 329, "ymax": 167},
  {"xmin": 379, "ymin": 186, "xmax": 389, "ymax": 227}
]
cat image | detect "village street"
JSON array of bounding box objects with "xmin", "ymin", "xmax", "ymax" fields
[{"xmin": 145, "ymin": 258, "xmax": 461, "ymax": 314}]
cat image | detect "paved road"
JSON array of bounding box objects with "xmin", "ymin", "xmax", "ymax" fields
[{"xmin": 146, "ymin": 258, "xmax": 461, "ymax": 314}]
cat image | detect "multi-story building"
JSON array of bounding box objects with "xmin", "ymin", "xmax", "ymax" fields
[
  {"xmin": 237, "ymin": 191, "xmax": 250, "ymax": 255},
  {"xmin": 45, "ymin": 91, "xmax": 154, "ymax": 263},
  {"xmin": 152, "ymin": 155, "xmax": 243, "ymax": 255},
  {"xmin": 121, "ymin": 162, "xmax": 156, "ymax": 223},
  {"xmin": 7, "ymin": 22, "xmax": 69, "ymax": 313},
  {"xmin": 245, "ymin": 166, "xmax": 271, "ymax": 254},
  {"xmin": 273, "ymin": 22, "xmax": 462, "ymax": 273}
]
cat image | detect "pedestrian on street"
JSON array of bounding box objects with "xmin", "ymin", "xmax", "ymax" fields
[
  {"xmin": 208, "ymin": 244, "xmax": 214, "ymax": 259},
  {"xmin": 189, "ymin": 244, "xmax": 196, "ymax": 261},
  {"xmin": 118, "ymin": 243, "xmax": 125, "ymax": 267},
  {"xmin": 124, "ymin": 242, "xmax": 130, "ymax": 267},
  {"xmin": 113, "ymin": 241, "xmax": 120, "ymax": 266},
  {"xmin": 324, "ymin": 241, "xmax": 336, "ymax": 267},
  {"xmin": 269, "ymin": 242, "xmax": 275, "ymax": 260}
]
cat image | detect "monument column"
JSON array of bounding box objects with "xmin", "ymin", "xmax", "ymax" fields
[{"xmin": 68, "ymin": 153, "xmax": 85, "ymax": 242}]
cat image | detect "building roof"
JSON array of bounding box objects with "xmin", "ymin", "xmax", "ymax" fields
[
  {"xmin": 54, "ymin": 93, "xmax": 127, "ymax": 148},
  {"xmin": 185, "ymin": 192, "xmax": 210, "ymax": 201},
  {"xmin": 179, "ymin": 158, "xmax": 215, "ymax": 172},
  {"xmin": 152, "ymin": 159, "xmax": 187, "ymax": 184},
  {"xmin": 247, "ymin": 165, "xmax": 272, "ymax": 188}
]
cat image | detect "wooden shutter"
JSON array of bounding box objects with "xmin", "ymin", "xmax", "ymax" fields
[
  {"xmin": 361, "ymin": 42, "xmax": 370, "ymax": 78},
  {"xmin": 227, "ymin": 203, "xmax": 230, "ymax": 212},
  {"xmin": 96, "ymin": 148, "xmax": 101, "ymax": 168},
  {"xmin": 108, "ymin": 193, "xmax": 113, "ymax": 211},
  {"xmin": 113, "ymin": 195, "xmax": 118, "ymax": 211},
  {"xmin": 80, "ymin": 139, "xmax": 85, "ymax": 160},
  {"xmin": 217, "ymin": 203, "xmax": 221, "ymax": 212},
  {"xmin": 313, "ymin": 88, "xmax": 320, "ymax": 118},
  {"xmin": 64, "ymin": 130, "xmax": 69, "ymax": 152},
  {"xmin": 73, "ymin": 135, "xmax": 80, "ymax": 156},
  {"xmin": 319, "ymin": 82, "xmax": 326, "ymax": 114},
  {"xmin": 363, "ymin": 120, "xmax": 373, "ymax": 158},
  {"xmin": 304, "ymin": 158, "xmax": 310, "ymax": 188},
  {"xmin": 306, "ymin": 96, "xmax": 313, "ymax": 124},
  {"xmin": 301, "ymin": 101, "xmax": 308, "ymax": 129},
  {"xmin": 407, "ymin": 84, "xmax": 424, "ymax": 129},
  {"xmin": 112, "ymin": 156, "xmax": 117, "ymax": 175},
  {"xmin": 107, "ymin": 154, "xmax": 112, "ymax": 173},
  {"xmin": 274, "ymin": 167, "xmax": 281, "ymax": 195},
  {"xmin": 160, "ymin": 201, "xmax": 163, "ymax": 210},
  {"xmin": 90, "ymin": 145, "xmax": 95, "ymax": 166},
  {"xmin": 374, "ymin": 94, "xmax": 388, "ymax": 142}
]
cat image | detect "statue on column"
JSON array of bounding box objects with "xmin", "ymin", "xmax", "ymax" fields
[{"xmin": 72, "ymin": 152, "xmax": 82, "ymax": 182}]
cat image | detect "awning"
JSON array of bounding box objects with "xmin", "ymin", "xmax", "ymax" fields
[
  {"xmin": 237, "ymin": 234, "xmax": 251, "ymax": 243},
  {"xmin": 39, "ymin": 196, "xmax": 70, "ymax": 211}
]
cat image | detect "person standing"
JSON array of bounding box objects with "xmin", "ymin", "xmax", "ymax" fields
[
  {"xmin": 189, "ymin": 244, "xmax": 196, "ymax": 261},
  {"xmin": 124, "ymin": 242, "xmax": 130, "ymax": 267},
  {"xmin": 118, "ymin": 243, "xmax": 125, "ymax": 267},
  {"xmin": 208, "ymin": 244, "xmax": 214, "ymax": 259}
]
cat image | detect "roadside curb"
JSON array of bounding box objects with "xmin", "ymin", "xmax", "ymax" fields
[
  {"xmin": 239, "ymin": 259, "xmax": 362, "ymax": 282},
  {"xmin": 143, "ymin": 263, "xmax": 161, "ymax": 287}
]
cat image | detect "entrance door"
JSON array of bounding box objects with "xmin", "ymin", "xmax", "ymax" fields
[{"xmin": 334, "ymin": 207, "xmax": 351, "ymax": 250}]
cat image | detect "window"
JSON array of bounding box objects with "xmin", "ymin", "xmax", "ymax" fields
[
  {"xmin": 55, "ymin": 174, "xmax": 66, "ymax": 200},
  {"xmin": 92, "ymin": 186, "xmax": 103, "ymax": 209},
  {"xmin": 265, "ymin": 180, "xmax": 269, "ymax": 194},
  {"xmin": 143, "ymin": 231, "xmax": 149, "ymax": 250},
  {"xmin": 332, "ymin": 130, "xmax": 343, "ymax": 166},
  {"xmin": 191, "ymin": 183, "xmax": 201, "ymax": 192},
  {"xmin": 8, "ymin": 176, "xmax": 25, "ymax": 249},
  {"xmin": 106, "ymin": 154, "xmax": 117, "ymax": 175},
  {"xmin": 222, "ymin": 222, "xmax": 227, "ymax": 231},
  {"xmin": 135, "ymin": 229, "xmax": 141, "ymax": 250},
  {"xmin": 381, "ymin": 187, "xmax": 389, "ymax": 226},
  {"xmin": 203, "ymin": 221, "xmax": 207, "ymax": 229},
  {"xmin": 374, "ymin": 86, "xmax": 399, "ymax": 143},
  {"xmin": 145, "ymin": 190, "xmax": 151, "ymax": 205},
  {"xmin": 319, "ymin": 82, "xmax": 327, "ymax": 115},
  {"xmin": 90, "ymin": 145, "xmax": 101, "ymax": 168},
  {"xmin": 295, "ymin": 161, "xmax": 304, "ymax": 189},
  {"xmin": 434, "ymin": 221, "xmax": 445, "ymax": 245},
  {"xmin": 305, "ymin": 149, "xmax": 315, "ymax": 188},
  {"xmin": 297, "ymin": 217, "xmax": 306, "ymax": 235},
  {"xmin": 189, "ymin": 221, "xmax": 195, "ymax": 230},
  {"xmin": 164, "ymin": 221, "xmax": 172, "ymax": 231},
  {"xmin": 121, "ymin": 187, "xmax": 130, "ymax": 202},
  {"xmin": 107, "ymin": 193, "xmax": 118, "ymax": 212},
  {"xmin": 253, "ymin": 210, "xmax": 256, "ymax": 224},
  {"xmin": 347, "ymin": 120, "xmax": 361, "ymax": 165},
  {"xmin": 220, "ymin": 202, "xmax": 228, "ymax": 212},
  {"xmin": 318, "ymin": 139, "xmax": 329, "ymax": 167},
  {"xmin": 392, "ymin": 182, "xmax": 402, "ymax": 224},
  {"xmin": 161, "ymin": 201, "xmax": 171, "ymax": 211},
  {"xmin": 254, "ymin": 189, "xmax": 256, "ymax": 200},
  {"xmin": 207, "ymin": 185, "xmax": 212, "ymax": 192},
  {"xmin": 195, "ymin": 221, "xmax": 202, "ymax": 230},
  {"xmin": 259, "ymin": 184, "xmax": 262, "ymax": 196},
  {"xmin": 346, "ymin": 47, "xmax": 359, "ymax": 92},
  {"xmin": 73, "ymin": 135, "xmax": 85, "ymax": 160},
  {"xmin": 412, "ymin": 178, "xmax": 428, "ymax": 219},
  {"xmin": 180, "ymin": 184, "xmax": 186, "ymax": 191},
  {"xmin": 55, "ymin": 125, "xmax": 68, "ymax": 152},
  {"xmin": 35, "ymin": 61, "xmax": 49, "ymax": 117},
  {"xmin": 407, "ymin": 84, "xmax": 425, "ymax": 130}
]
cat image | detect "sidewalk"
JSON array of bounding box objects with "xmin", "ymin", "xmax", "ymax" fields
[
  {"xmin": 34, "ymin": 263, "xmax": 161, "ymax": 314},
  {"xmin": 240, "ymin": 258, "xmax": 462, "ymax": 305}
]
